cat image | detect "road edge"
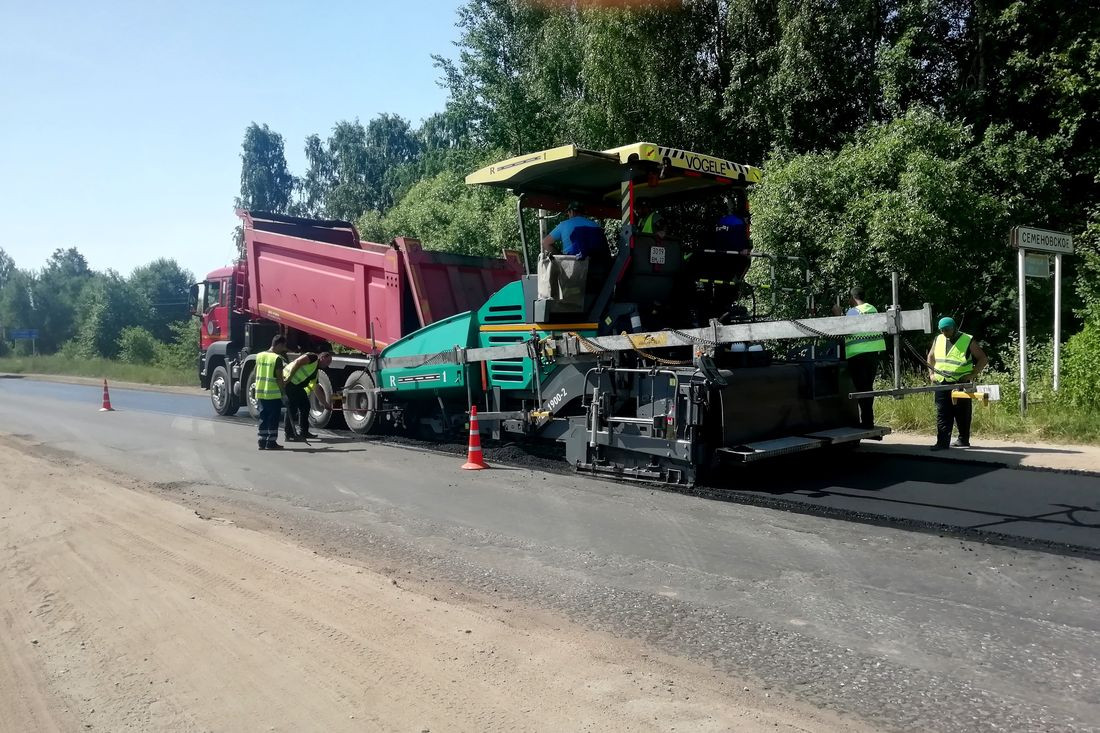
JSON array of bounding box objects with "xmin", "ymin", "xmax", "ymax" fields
[{"xmin": 0, "ymin": 372, "xmax": 205, "ymax": 397}]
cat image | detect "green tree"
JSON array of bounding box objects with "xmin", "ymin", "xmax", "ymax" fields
[
  {"xmin": 36, "ymin": 248, "xmax": 93, "ymax": 351},
  {"xmin": 0, "ymin": 248, "xmax": 13, "ymax": 290},
  {"xmin": 750, "ymin": 108, "xmax": 1068, "ymax": 350},
  {"xmin": 434, "ymin": 0, "xmax": 553, "ymax": 152},
  {"xmin": 236, "ymin": 123, "xmax": 294, "ymax": 213},
  {"xmin": 129, "ymin": 258, "xmax": 195, "ymax": 342},
  {"xmin": 379, "ymin": 163, "xmax": 518, "ymax": 257},
  {"xmin": 324, "ymin": 120, "xmax": 375, "ymax": 221},
  {"xmin": 366, "ymin": 114, "xmax": 422, "ymax": 208},
  {"xmin": 73, "ymin": 272, "xmax": 151, "ymax": 359},
  {"xmin": 0, "ymin": 269, "xmax": 36, "ymax": 339},
  {"xmin": 1074, "ymin": 207, "xmax": 1100, "ymax": 322},
  {"xmin": 291, "ymin": 134, "xmax": 334, "ymax": 218}
]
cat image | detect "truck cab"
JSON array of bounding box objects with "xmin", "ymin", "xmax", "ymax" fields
[{"xmin": 191, "ymin": 266, "xmax": 233, "ymax": 357}]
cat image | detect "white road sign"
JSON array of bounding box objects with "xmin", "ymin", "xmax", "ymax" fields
[{"xmin": 1013, "ymin": 226, "xmax": 1073, "ymax": 254}]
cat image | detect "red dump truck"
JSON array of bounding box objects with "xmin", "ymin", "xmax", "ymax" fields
[{"xmin": 189, "ymin": 210, "xmax": 523, "ymax": 427}]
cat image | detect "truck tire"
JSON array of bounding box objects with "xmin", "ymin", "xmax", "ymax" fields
[
  {"xmin": 308, "ymin": 370, "xmax": 345, "ymax": 430},
  {"xmin": 342, "ymin": 370, "xmax": 380, "ymax": 435},
  {"xmin": 209, "ymin": 365, "xmax": 240, "ymax": 416},
  {"xmin": 245, "ymin": 369, "xmax": 261, "ymax": 421}
]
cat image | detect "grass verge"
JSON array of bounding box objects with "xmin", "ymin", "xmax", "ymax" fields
[
  {"xmin": 875, "ymin": 391, "xmax": 1100, "ymax": 446},
  {"xmin": 0, "ymin": 355, "xmax": 196, "ymax": 387}
]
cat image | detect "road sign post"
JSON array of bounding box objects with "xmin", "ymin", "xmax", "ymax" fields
[
  {"xmin": 1010, "ymin": 226, "xmax": 1073, "ymax": 415},
  {"xmin": 1017, "ymin": 247, "xmax": 1027, "ymax": 415}
]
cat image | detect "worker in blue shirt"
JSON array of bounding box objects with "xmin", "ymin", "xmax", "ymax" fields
[
  {"xmin": 541, "ymin": 202, "xmax": 606, "ymax": 260},
  {"xmin": 714, "ymin": 198, "xmax": 750, "ymax": 255}
]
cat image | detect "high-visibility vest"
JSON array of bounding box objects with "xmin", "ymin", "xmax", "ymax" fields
[
  {"xmin": 283, "ymin": 359, "xmax": 318, "ymax": 395},
  {"xmin": 933, "ymin": 332, "xmax": 974, "ymax": 383},
  {"xmin": 845, "ymin": 303, "xmax": 887, "ymax": 357},
  {"xmin": 641, "ymin": 213, "xmax": 659, "ymax": 234},
  {"xmin": 254, "ymin": 351, "xmax": 283, "ymax": 400}
]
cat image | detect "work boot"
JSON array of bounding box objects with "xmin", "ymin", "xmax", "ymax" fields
[
  {"xmin": 285, "ymin": 435, "xmax": 304, "ymax": 443},
  {"xmin": 929, "ymin": 444, "xmax": 950, "ymax": 452},
  {"xmin": 301, "ymin": 431, "xmax": 318, "ymax": 440},
  {"xmin": 266, "ymin": 443, "xmax": 285, "ymax": 451},
  {"xmin": 257, "ymin": 445, "xmax": 267, "ymax": 451},
  {"xmin": 952, "ymin": 438, "xmax": 971, "ymax": 448}
]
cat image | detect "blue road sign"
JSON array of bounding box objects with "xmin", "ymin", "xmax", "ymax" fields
[{"xmin": 10, "ymin": 329, "xmax": 38, "ymax": 340}]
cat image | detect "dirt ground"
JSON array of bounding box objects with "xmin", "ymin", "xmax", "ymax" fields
[{"xmin": 0, "ymin": 436, "xmax": 870, "ymax": 733}]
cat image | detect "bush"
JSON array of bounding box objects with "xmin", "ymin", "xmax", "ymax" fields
[
  {"xmin": 1060, "ymin": 320, "xmax": 1100, "ymax": 412},
  {"xmin": 154, "ymin": 319, "xmax": 199, "ymax": 372},
  {"xmin": 117, "ymin": 326, "xmax": 159, "ymax": 364}
]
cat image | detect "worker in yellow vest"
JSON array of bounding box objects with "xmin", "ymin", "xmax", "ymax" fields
[
  {"xmin": 833, "ymin": 287, "xmax": 887, "ymax": 428},
  {"xmin": 926, "ymin": 316, "xmax": 988, "ymax": 450},
  {"xmin": 282, "ymin": 351, "xmax": 333, "ymax": 442},
  {"xmin": 254, "ymin": 335, "xmax": 289, "ymax": 451}
]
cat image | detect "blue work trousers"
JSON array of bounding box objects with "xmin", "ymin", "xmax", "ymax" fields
[{"xmin": 258, "ymin": 398, "xmax": 283, "ymax": 448}]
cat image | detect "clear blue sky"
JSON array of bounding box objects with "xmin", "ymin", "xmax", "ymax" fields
[{"xmin": 0, "ymin": 0, "xmax": 461, "ymax": 281}]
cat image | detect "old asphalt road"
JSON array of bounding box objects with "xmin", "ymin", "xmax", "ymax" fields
[{"xmin": 2, "ymin": 376, "xmax": 1098, "ymax": 732}]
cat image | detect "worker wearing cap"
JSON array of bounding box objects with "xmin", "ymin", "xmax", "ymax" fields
[
  {"xmin": 282, "ymin": 351, "xmax": 333, "ymax": 442},
  {"xmin": 832, "ymin": 286, "xmax": 886, "ymax": 428},
  {"xmin": 541, "ymin": 202, "xmax": 606, "ymax": 260},
  {"xmin": 254, "ymin": 334, "xmax": 289, "ymax": 451},
  {"xmin": 926, "ymin": 317, "xmax": 988, "ymax": 450}
]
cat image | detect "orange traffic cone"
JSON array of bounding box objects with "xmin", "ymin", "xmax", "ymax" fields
[
  {"xmin": 461, "ymin": 406, "xmax": 489, "ymax": 470},
  {"xmin": 99, "ymin": 379, "xmax": 115, "ymax": 412}
]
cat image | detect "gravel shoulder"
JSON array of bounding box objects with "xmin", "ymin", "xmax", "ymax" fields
[{"xmin": 0, "ymin": 436, "xmax": 868, "ymax": 733}]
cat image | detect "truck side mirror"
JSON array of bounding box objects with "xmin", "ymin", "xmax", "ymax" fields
[{"xmin": 188, "ymin": 283, "xmax": 203, "ymax": 317}]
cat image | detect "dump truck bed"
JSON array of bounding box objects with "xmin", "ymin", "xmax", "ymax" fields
[{"xmin": 239, "ymin": 211, "xmax": 523, "ymax": 353}]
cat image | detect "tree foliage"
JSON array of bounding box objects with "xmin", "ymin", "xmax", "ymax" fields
[
  {"xmin": 223, "ymin": 0, "xmax": 1096, "ymax": 367},
  {"xmin": 0, "ymin": 249, "xmax": 198, "ymax": 361},
  {"xmin": 751, "ymin": 108, "xmax": 1068, "ymax": 348},
  {"xmin": 0, "ymin": 248, "xmax": 13, "ymax": 291},
  {"xmin": 72, "ymin": 272, "xmax": 151, "ymax": 359},
  {"xmin": 1061, "ymin": 319, "xmax": 1100, "ymax": 412},
  {"xmin": 237, "ymin": 123, "xmax": 294, "ymax": 214},
  {"xmin": 376, "ymin": 163, "xmax": 518, "ymax": 257},
  {"xmin": 129, "ymin": 258, "xmax": 195, "ymax": 342}
]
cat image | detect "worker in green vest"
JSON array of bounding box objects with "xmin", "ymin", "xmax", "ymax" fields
[
  {"xmin": 926, "ymin": 316, "xmax": 988, "ymax": 450},
  {"xmin": 254, "ymin": 335, "xmax": 289, "ymax": 450},
  {"xmin": 833, "ymin": 286, "xmax": 887, "ymax": 428},
  {"xmin": 640, "ymin": 211, "xmax": 666, "ymax": 238},
  {"xmin": 282, "ymin": 351, "xmax": 333, "ymax": 442}
]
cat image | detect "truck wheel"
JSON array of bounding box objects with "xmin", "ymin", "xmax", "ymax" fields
[
  {"xmin": 308, "ymin": 370, "xmax": 345, "ymax": 430},
  {"xmin": 245, "ymin": 370, "xmax": 261, "ymax": 421},
  {"xmin": 342, "ymin": 370, "xmax": 380, "ymax": 435},
  {"xmin": 209, "ymin": 365, "xmax": 240, "ymax": 416}
]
